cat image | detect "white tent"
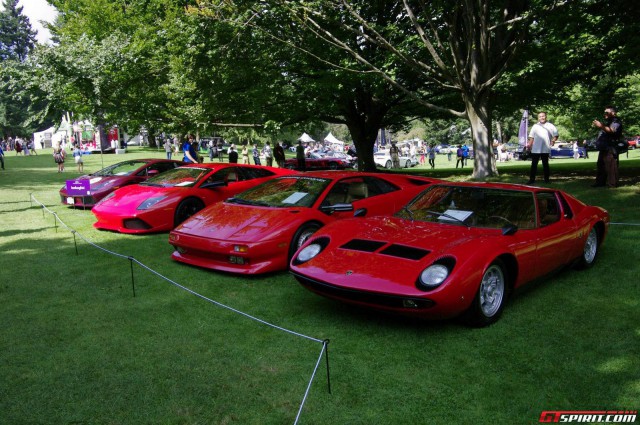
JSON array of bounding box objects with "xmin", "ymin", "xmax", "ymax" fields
[
  {"xmin": 297, "ymin": 132, "xmax": 315, "ymax": 143},
  {"xmin": 323, "ymin": 132, "xmax": 343, "ymax": 146}
]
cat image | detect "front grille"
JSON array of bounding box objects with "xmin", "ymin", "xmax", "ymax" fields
[
  {"xmin": 123, "ymin": 218, "xmax": 152, "ymax": 230},
  {"xmin": 293, "ymin": 273, "xmax": 435, "ymax": 310}
]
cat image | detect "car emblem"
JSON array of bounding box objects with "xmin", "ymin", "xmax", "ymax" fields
[{"xmin": 346, "ymin": 270, "xmax": 353, "ymax": 275}]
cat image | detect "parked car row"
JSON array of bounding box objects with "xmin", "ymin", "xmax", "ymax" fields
[{"xmin": 60, "ymin": 159, "xmax": 609, "ymax": 326}]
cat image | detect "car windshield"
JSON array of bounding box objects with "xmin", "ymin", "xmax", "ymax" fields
[
  {"xmin": 92, "ymin": 160, "xmax": 148, "ymax": 176},
  {"xmin": 396, "ymin": 185, "xmax": 537, "ymax": 229},
  {"xmin": 228, "ymin": 176, "xmax": 331, "ymax": 208},
  {"xmin": 140, "ymin": 167, "xmax": 210, "ymax": 188}
]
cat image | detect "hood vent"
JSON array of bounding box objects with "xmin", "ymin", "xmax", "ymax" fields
[
  {"xmin": 340, "ymin": 239, "xmax": 386, "ymax": 252},
  {"xmin": 380, "ymin": 244, "xmax": 429, "ymax": 260}
]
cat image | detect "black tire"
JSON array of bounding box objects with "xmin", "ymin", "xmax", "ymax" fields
[
  {"xmin": 328, "ymin": 162, "xmax": 338, "ymax": 170},
  {"xmin": 404, "ymin": 160, "xmax": 411, "ymax": 168},
  {"xmin": 466, "ymin": 259, "xmax": 508, "ymax": 327},
  {"xmin": 288, "ymin": 223, "xmax": 321, "ymax": 262},
  {"xmin": 575, "ymin": 226, "xmax": 599, "ymax": 269},
  {"xmin": 174, "ymin": 198, "xmax": 205, "ymax": 227},
  {"xmin": 385, "ymin": 160, "xmax": 392, "ymax": 169}
]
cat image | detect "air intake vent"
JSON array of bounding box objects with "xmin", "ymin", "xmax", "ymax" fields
[
  {"xmin": 340, "ymin": 239, "xmax": 386, "ymax": 252},
  {"xmin": 379, "ymin": 244, "xmax": 429, "ymax": 260}
]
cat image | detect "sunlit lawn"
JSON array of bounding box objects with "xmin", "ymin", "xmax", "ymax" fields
[{"xmin": 1, "ymin": 146, "xmax": 638, "ymax": 424}]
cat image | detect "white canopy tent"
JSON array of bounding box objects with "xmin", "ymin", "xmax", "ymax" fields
[
  {"xmin": 297, "ymin": 132, "xmax": 315, "ymax": 143},
  {"xmin": 323, "ymin": 132, "xmax": 344, "ymax": 151}
]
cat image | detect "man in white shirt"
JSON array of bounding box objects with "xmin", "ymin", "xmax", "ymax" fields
[{"xmin": 526, "ymin": 111, "xmax": 558, "ymax": 184}]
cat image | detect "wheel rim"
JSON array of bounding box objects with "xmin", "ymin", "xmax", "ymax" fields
[
  {"xmin": 479, "ymin": 265, "xmax": 505, "ymax": 317},
  {"xmin": 385, "ymin": 161, "xmax": 391, "ymax": 169},
  {"xmin": 177, "ymin": 201, "xmax": 201, "ymax": 224},
  {"xmin": 296, "ymin": 228, "xmax": 317, "ymax": 249},
  {"xmin": 583, "ymin": 228, "xmax": 597, "ymax": 264}
]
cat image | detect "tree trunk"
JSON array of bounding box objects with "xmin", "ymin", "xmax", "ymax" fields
[
  {"xmin": 346, "ymin": 122, "xmax": 379, "ymax": 171},
  {"xmin": 465, "ymin": 98, "xmax": 498, "ymax": 179}
]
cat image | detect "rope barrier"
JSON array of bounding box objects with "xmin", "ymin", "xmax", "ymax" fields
[{"xmin": 29, "ymin": 193, "xmax": 330, "ymax": 424}]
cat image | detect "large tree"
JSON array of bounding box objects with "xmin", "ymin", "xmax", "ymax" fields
[{"xmin": 0, "ymin": 0, "xmax": 38, "ymax": 137}]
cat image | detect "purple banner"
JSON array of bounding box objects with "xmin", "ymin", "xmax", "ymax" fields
[
  {"xmin": 518, "ymin": 109, "xmax": 529, "ymax": 147},
  {"xmin": 66, "ymin": 179, "xmax": 91, "ymax": 196}
]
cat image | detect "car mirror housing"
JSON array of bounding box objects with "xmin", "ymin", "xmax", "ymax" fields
[
  {"xmin": 354, "ymin": 208, "xmax": 368, "ymax": 217},
  {"xmin": 502, "ymin": 224, "xmax": 518, "ymax": 236}
]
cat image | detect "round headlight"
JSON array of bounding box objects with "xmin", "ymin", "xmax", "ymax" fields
[
  {"xmin": 419, "ymin": 264, "xmax": 449, "ymax": 289},
  {"xmin": 296, "ymin": 243, "xmax": 323, "ymax": 263}
]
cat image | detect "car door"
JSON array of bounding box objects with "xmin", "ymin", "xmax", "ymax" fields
[{"xmin": 533, "ymin": 192, "xmax": 579, "ymax": 273}]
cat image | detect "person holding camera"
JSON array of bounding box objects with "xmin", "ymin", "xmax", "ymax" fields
[{"xmin": 592, "ymin": 106, "xmax": 622, "ymax": 188}]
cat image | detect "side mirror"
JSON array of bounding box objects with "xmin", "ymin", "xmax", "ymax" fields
[
  {"xmin": 320, "ymin": 203, "xmax": 354, "ymax": 214},
  {"xmin": 502, "ymin": 224, "xmax": 518, "ymax": 236},
  {"xmin": 147, "ymin": 169, "xmax": 159, "ymax": 176},
  {"xmin": 200, "ymin": 181, "xmax": 227, "ymax": 189},
  {"xmin": 353, "ymin": 208, "xmax": 367, "ymax": 217}
]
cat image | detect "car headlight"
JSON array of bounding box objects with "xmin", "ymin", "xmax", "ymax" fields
[
  {"xmin": 418, "ymin": 264, "xmax": 449, "ymax": 289},
  {"xmin": 94, "ymin": 191, "xmax": 116, "ymax": 206},
  {"xmin": 137, "ymin": 196, "xmax": 168, "ymax": 210},
  {"xmin": 297, "ymin": 243, "xmax": 323, "ymax": 263},
  {"xmin": 293, "ymin": 237, "xmax": 329, "ymax": 265}
]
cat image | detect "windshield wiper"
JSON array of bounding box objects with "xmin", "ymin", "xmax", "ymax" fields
[
  {"xmin": 226, "ymin": 197, "xmax": 270, "ymax": 207},
  {"xmin": 426, "ymin": 210, "xmax": 469, "ymax": 227}
]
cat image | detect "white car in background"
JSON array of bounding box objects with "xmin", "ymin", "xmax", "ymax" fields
[{"xmin": 374, "ymin": 150, "xmax": 418, "ymax": 169}]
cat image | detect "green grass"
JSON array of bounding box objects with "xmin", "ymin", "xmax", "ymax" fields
[{"xmin": 1, "ymin": 147, "xmax": 639, "ymax": 424}]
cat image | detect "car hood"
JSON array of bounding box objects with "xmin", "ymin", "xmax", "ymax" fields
[
  {"xmin": 97, "ymin": 184, "xmax": 182, "ymax": 209},
  {"xmin": 291, "ymin": 216, "xmax": 498, "ymax": 294},
  {"xmin": 175, "ymin": 202, "xmax": 308, "ymax": 242}
]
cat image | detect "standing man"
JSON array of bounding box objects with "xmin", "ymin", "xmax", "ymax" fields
[
  {"xmin": 228, "ymin": 144, "xmax": 238, "ymax": 163},
  {"xmin": 0, "ymin": 142, "xmax": 5, "ymax": 170},
  {"xmin": 252, "ymin": 143, "xmax": 261, "ymax": 165},
  {"xmin": 182, "ymin": 134, "xmax": 198, "ymax": 163},
  {"xmin": 526, "ymin": 111, "xmax": 558, "ymax": 184},
  {"xmin": 296, "ymin": 141, "xmax": 306, "ymax": 171},
  {"xmin": 390, "ymin": 142, "xmax": 400, "ymax": 168},
  {"xmin": 164, "ymin": 138, "xmax": 173, "ymax": 160},
  {"xmin": 592, "ymin": 106, "xmax": 622, "ymax": 188},
  {"xmin": 263, "ymin": 141, "xmax": 273, "ymax": 167},
  {"xmin": 274, "ymin": 142, "xmax": 286, "ymax": 168}
]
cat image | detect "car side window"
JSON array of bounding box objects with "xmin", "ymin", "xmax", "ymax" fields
[
  {"xmin": 241, "ymin": 167, "xmax": 274, "ymax": 180},
  {"xmin": 364, "ymin": 176, "xmax": 399, "ymax": 196},
  {"xmin": 536, "ymin": 192, "xmax": 561, "ymax": 226},
  {"xmin": 204, "ymin": 168, "xmax": 238, "ymax": 185}
]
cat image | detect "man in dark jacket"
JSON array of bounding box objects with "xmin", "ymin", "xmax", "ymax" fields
[{"xmin": 592, "ymin": 106, "xmax": 622, "ymax": 188}]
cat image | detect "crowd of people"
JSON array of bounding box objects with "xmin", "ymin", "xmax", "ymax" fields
[{"xmin": 2, "ymin": 115, "xmax": 630, "ymax": 189}]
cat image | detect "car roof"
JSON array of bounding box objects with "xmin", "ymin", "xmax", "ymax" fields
[
  {"xmin": 277, "ymin": 170, "xmax": 396, "ymax": 179},
  {"xmin": 179, "ymin": 163, "xmax": 262, "ymax": 170},
  {"xmin": 428, "ymin": 180, "xmax": 558, "ymax": 193}
]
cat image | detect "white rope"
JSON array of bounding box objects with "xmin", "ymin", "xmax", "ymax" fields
[{"xmin": 30, "ymin": 194, "xmax": 328, "ymax": 423}]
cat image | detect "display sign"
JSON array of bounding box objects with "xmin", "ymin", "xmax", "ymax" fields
[{"xmin": 65, "ymin": 179, "xmax": 91, "ymax": 196}]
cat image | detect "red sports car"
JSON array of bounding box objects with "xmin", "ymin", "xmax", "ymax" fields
[
  {"xmin": 169, "ymin": 171, "xmax": 437, "ymax": 274},
  {"xmin": 290, "ymin": 182, "xmax": 610, "ymax": 326},
  {"xmin": 284, "ymin": 152, "xmax": 352, "ymax": 170},
  {"xmin": 92, "ymin": 163, "xmax": 294, "ymax": 234},
  {"xmin": 59, "ymin": 159, "xmax": 183, "ymax": 208}
]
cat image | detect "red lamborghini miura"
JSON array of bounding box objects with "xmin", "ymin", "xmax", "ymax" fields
[
  {"xmin": 290, "ymin": 182, "xmax": 610, "ymax": 326},
  {"xmin": 92, "ymin": 163, "xmax": 294, "ymax": 234},
  {"xmin": 169, "ymin": 171, "xmax": 437, "ymax": 274}
]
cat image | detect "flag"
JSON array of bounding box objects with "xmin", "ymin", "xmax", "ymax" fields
[{"xmin": 518, "ymin": 109, "xmax": 529, "ymax": 147}]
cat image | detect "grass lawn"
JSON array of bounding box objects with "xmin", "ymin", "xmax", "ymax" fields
[{"xmin": 1, "ymin": 146, "xmax": 639, "ymax": 424}]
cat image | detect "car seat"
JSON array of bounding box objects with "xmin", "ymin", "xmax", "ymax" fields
[{"xmin": 345, "ymin": 182, "xmax": 369, "ymax": 203}]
